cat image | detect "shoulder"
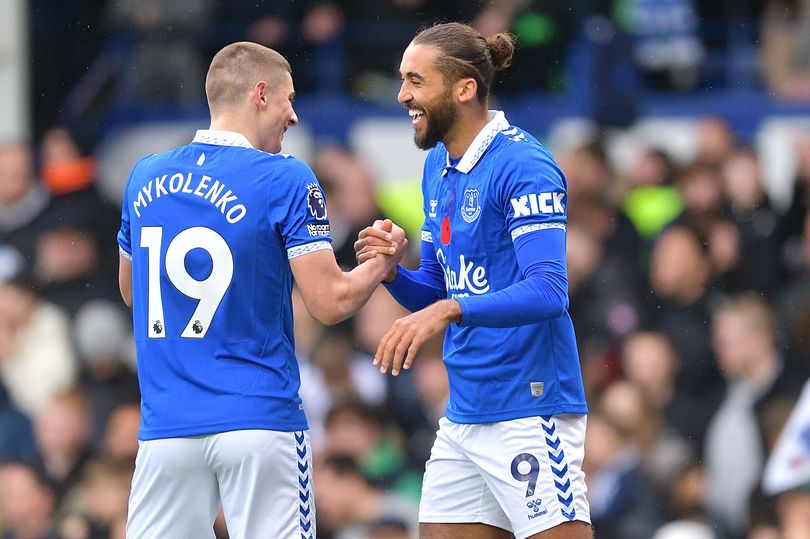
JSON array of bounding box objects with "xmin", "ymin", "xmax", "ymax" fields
[
  {"xmin": 257, "ymin": 152, "xmax": 315, "ymax": 182},
  {"xmin": 491, "ymin": 128, "xmax": 564, "ymax": 185}
]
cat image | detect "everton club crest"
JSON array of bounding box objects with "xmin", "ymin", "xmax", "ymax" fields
[
  {"xmin": 306, "ymin": 183, "xmax": 328, "ymax": 220},
  {"xmin": 460, "ymin": 188, "xmax": 481, "ymax": 223}
]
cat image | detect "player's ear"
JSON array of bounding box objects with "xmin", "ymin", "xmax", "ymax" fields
[
  {"xmin": 457, "ymin": 77, "xmax": 478, "ymax": 104},
  {"xmin": 253, "ymin": 81, "xmax": 268, "ymax": 109}
]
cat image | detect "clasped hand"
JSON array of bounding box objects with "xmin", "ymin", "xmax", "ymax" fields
[{"xmin": 355, "ymin": 220, "xmax": 460, "ymax": 376}]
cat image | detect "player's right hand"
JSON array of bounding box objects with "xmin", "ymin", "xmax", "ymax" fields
[{"xmin": 355, "ymin": 219, "xmax": 407, "ymax": 281}]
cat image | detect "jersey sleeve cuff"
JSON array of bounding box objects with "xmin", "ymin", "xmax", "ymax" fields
[
  {"xmin": 510, "ymin": 222, "xmax": 565, "ymax": 241},
  {"xmin": 287, "ymin": 240, "xmax": 333, "ymax": 259},
  {"xmin": 119, "ymin": 246, "xmax": 132, "ymax": 261}
]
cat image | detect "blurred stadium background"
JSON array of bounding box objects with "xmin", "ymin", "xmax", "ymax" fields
[{"xmin": 2, "ymin": 1, "xmax": 810, "ymax": 538}]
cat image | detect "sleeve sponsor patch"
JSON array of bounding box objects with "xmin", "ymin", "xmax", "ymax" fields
[{"xmin": 307, "ymin": 223, "xmax": 331, "ymax": 237}]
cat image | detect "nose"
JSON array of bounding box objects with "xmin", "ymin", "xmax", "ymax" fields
[
  {"xmin": 397, "ymin": 83, "xmax": 410, "ymax": 105},
  {"xmin": 289, "ymin": 109, "xmax": 298, "ymax": 127}
]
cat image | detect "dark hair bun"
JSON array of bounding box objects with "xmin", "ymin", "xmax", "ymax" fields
[{"xmin": 486, "ymin": 32, "xmax": 515, "ymax": 71}]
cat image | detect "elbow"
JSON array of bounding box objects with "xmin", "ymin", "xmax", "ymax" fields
[
  {"xmin": 312, "ymin": 308, "xmax": 348, "ymax": 327},
  {"xmin": 309, "ymin": 291, "xmax": 355, "ymax": 326},
  {"xmin": 545, "ymin": 298, "xmax": 566, "ymax": 320}
]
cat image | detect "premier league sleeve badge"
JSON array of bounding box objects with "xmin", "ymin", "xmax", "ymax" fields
[{"xmin": 306, "ymin": 183, "xmax": 328, "ymax": 220}]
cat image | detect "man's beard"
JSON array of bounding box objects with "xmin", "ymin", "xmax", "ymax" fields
[{"xmin": 414, "ymin": 89, "xmax": 458, "ymax": 150}]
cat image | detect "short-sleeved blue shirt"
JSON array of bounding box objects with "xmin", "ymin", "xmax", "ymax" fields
[{"xmin": 118, "ymin": 130, "xmax": 332, "ymax": 440}]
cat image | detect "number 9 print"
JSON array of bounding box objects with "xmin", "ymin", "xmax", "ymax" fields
[{"xmin": 511, "ymin": 453, "xmax": 540, "ymax": 498}]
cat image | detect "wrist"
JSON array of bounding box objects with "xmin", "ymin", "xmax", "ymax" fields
[
  {"xmin": 382, "ymin": 264, "xmax": 399, "ymax": 284},
  {"xmin": 438, "ymin": 299, "xmax": 462, "ymax": 324}
]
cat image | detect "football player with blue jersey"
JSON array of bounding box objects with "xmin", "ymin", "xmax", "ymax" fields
[
  {"xmin": 355, "ymin": 24, "xmax": 592, "ymax": 539},
  {"xmin": 117, "ymin": 42, "xmax": 404, "ymax": 539}
]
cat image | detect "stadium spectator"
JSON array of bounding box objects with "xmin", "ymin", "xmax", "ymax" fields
[
  {"xmin": 71, "ymin": 301, "xmax": 139, "ymax": 449},
  {"xmin": 36, "ymin": 127, "xmax": 121, "ymax": 313},
  {"xmin": 583, "ymin": 411, "xmax": 664, "ymax": 539},
  {"xmin": 0, "ymin": 461, "xmax": 59, "ymax": 539},
  {"xmin": 322, "ymin": 401, "xmax": 421, "ymax": 501},
  {"xmin": 34, "ymin": 389, "xmax": 93, "ymax": 504},
  {"xmin": 0, "ymin": 143, "xmax": 49, "ymax": 273},
  {"xmin": 703, "ymin": 294, "xmax": 807, "ymax": 537},
  {"xmin": 314, "ymin": 454, "xmax": 419, "ymax": 539},
  {"xmin": 760, "ymin": 0, "xmax": 810, "ymax": 101},
  {"xmin": 598, "ymin": 379, "xmax": 692, "ymax": 493},
  {"xmin": 718, "ymin": 148, "xmax": 783, "ymax": 293},
  {"xmin": 0, "ymin": 383, "xmax": 37, "ymax": 463},
  {"xmin": 100, "ymin": 403, "xmax": 140, "ymax": 463},
  {"xmin": 0, "ymin": 279, "xmax": 77, "ymax": 418},
  {"xmin": 102, "ymin": 0, "xmax": 214, "ymax": 104},
  {"xmin": 620, "ymin": 331, "xmax": 696, "ymax": 458},
  {"xmin": 695, "ymin": 117, "xmax": 737, "ymax": 168}
]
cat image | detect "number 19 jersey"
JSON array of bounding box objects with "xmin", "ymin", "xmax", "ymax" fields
[{"xmin": 117, "ymin": 130, "xmax": 332, "ymax": 440}]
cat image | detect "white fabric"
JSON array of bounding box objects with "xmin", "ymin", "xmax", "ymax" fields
[
  {"xmin": 127, "ymin": 429, "xmax": 315, "ymax": 539},
  {"xmin": 192, "ymin": 129, "xmax": 254, "ymax": 148},
  {"xmin": 419, "ymin": 415, "xmax": 590, "ymax": 538},
  {"xmin": 445, "ymin": 111, "xmax": 509, "ymax": 174},
  {"xmin": 763, "ymin": 378, "xmax": 810, "ymax": 494},
  {"xmin": 0, "ymin": 302, "xmax": 77, "ymax": 417},
  {"xmin": 287, "ymin": 240, "xmax": 333, "ymax": 259},
  {"xmin": 511, "ymin": 222, "xmax": 567, "ymax": 241},
  {"xmin": 703, "ymin": 381, "xmax": 764, "ymax": 533}
]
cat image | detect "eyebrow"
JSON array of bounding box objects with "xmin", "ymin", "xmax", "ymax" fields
[{"xmin": 401, "ymin": 71, "xmax": 425, "ymax": 81}]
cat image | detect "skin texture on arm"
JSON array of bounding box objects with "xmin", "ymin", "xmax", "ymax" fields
[
  {"xmin": 291, "ymin": 221, "xmax": 405, "ymax": 326},
  {"xmin": 119, "ymin": 254, "xmax": 132, "ymax": 308}
]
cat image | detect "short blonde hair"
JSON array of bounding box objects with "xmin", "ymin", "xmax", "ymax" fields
[{"xmin": 205, "ymin": 42, "xmax": 291, "ymax": 113}]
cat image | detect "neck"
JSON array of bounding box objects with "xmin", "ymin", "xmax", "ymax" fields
[
  {"xmin": 745, "ymin": 348, "xmax": 778, "ymax": 390},
  {"xmin": 443, "ymin": 107, "xmax": 490, "ymax": 159},
  {"xmin": 209, "ymin": 111, "xmax": 260, "ymax": 149}
]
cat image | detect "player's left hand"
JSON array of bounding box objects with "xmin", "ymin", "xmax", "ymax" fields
[{"xmin": 374, "ymin": 299, "xmax": 461, "ymax": 376}]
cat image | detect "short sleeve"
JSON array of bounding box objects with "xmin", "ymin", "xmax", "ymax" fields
[
  {"xmin": 117, "ymin": 173, "xmax": 134, "ymax": 260},
  {"xmin": 495, "ymin": 143, "xmax": 568, "ymax": 243},
  {"xmin": 270, "ymin": 158, "xmax": 334, "ymax": 260}
]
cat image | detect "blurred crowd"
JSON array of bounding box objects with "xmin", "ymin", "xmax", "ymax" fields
[
  {"xmin": 3, "ymin": 115, "xmax": 810, "ymax": 539},
  {"xmin": 1, "ymin": 1, "xmax": 810, "ymax": 539},
  {"xmin": 31, "ymin": 0, "xmax": 810, "ymax": 140}
]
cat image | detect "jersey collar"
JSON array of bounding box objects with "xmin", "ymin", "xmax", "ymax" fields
[
  {"xmin": 192, "ymin": 129, "xmax": 254, "ymax": 149},
  {"xmin": 445, "ymin": 110, "xmax": 509, "ymax": 174}
]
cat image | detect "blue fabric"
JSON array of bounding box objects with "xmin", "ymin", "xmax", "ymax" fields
[
  {"xmin": 456, "ymin": 228, "xmax": 568, "ymax": 327},
  {"xmin": 406, "ymin": 113, "xmax": 587, "ymax": 424},
  {"xmin": 118, "ymin": 139, "xmax": 331, "ymax": 439},
  {"xmin": 383, "ymin": 240, "xmax": 445, "ymax": 312}
]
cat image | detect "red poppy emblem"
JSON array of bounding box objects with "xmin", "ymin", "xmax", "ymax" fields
[{"xmin": 441, "ymin": 216, "xmax": 452, "ymax": 245}]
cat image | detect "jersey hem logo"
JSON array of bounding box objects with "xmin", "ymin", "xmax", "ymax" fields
[{"xmin": 461, "ymin": 189, "xmax": 481, "ymax": 223}]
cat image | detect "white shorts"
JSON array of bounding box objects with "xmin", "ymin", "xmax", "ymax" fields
[
  {"xmin": 419, "ymin": 415, "xmax": 590, "ymax": 539},
  {"xmin": 126, "ymin": 429, "xmax": 315, "ymax": 539}
]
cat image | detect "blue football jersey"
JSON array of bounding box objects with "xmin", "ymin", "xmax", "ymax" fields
[
  {"xmin": 420, "ymin": 112, "xmax": 587, "ymax": 423},
  {"xmin": 117, "ymin": 130, "xmax": 333, "ymax": 440}
]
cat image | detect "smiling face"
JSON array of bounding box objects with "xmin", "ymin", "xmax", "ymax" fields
[
  {"xmin": 398, "ymin": 43, "xmax": 459, "ymax": 150},
  {"xmin": 259, "ymin": 71, "xmax": 298, "ymax": 153}
]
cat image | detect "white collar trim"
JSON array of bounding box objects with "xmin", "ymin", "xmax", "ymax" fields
[
  {"xmin": 445, "ymin": 110, "xmax": 509, "ymax": 174},
  {"xmin": 192, "ymin": 129, "xmax": 254, "ymax": 149}
]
